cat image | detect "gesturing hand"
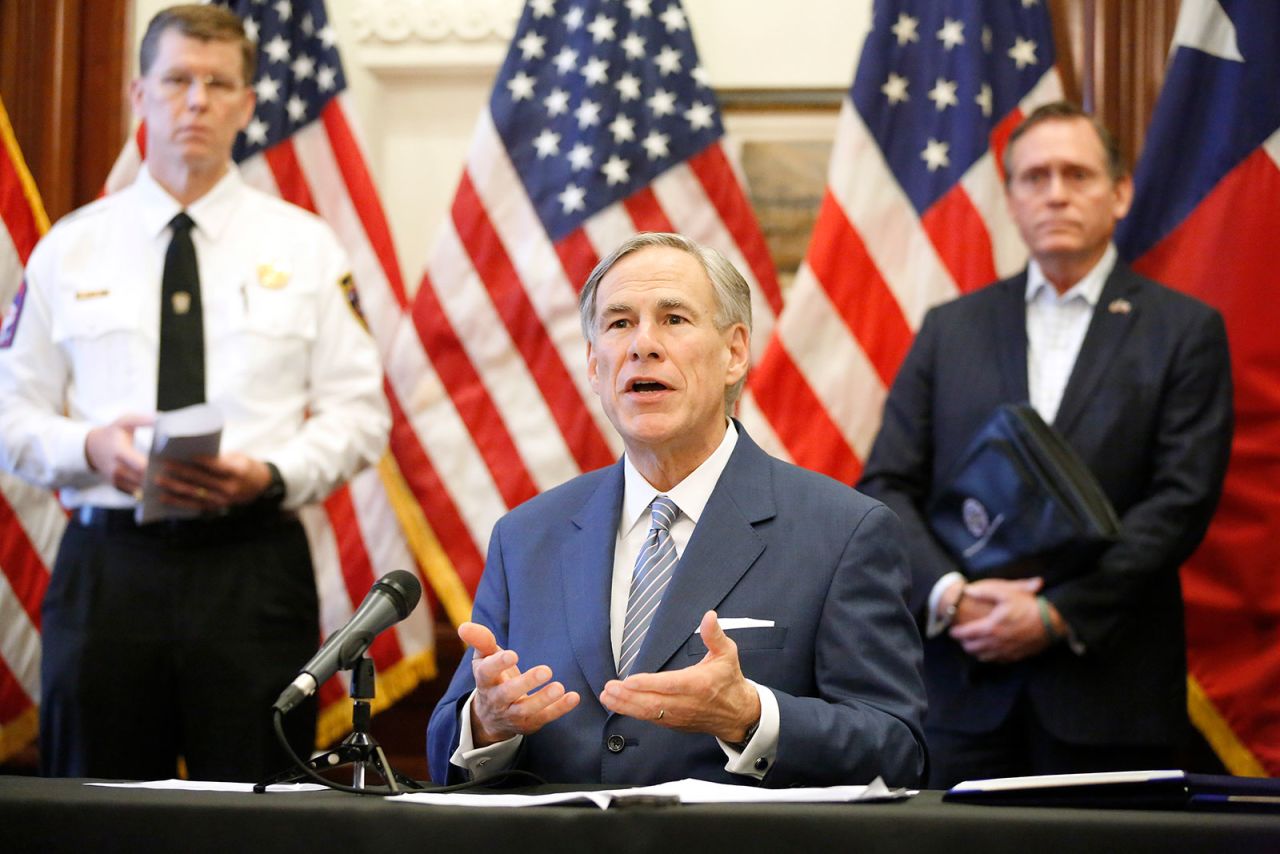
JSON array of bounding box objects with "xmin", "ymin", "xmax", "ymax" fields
[
  {"xmin": 459, "ymin": 621, "xmax": 580, "ymax": 748},
  {"xmin": 600, "ymin": 610, "xmax": 760, "ymax": 744}
]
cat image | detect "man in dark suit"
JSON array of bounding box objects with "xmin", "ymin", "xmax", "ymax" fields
[
  {"xmin": 859, "ymin": 102, "xmax": 1233, "ymax": 787},
  {"xmin": 428, "ymin": 232, "xmax": 926, "ymax": 787}
]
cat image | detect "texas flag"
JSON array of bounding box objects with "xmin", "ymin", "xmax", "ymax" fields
[{"xmin": 1116, "ymin": 0, "xmax": 1280, "ymax": 776}]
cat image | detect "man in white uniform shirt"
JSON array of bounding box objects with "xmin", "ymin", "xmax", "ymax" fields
[
  {"xmin": 0, "ymin": 5, "xmax": 388, "ymax": 781},
  {"xmin": 859, "ymin": 102, "xmax": 1233, "ymax": 786},
  {"xmin": 428, "ymin": 232, "xmax": 926, "ymax": 788}
]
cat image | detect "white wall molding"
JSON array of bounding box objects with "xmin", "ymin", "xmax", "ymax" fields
[{"xmin": 349, "ymin": 0, "xmax": 522, "ymax": 75}]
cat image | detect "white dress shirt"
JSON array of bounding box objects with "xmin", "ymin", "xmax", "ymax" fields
[
  {"xmin": 0, "ymin": 165, "xmax": 389, "ymax": 509},
  {"xmin": 927, "ymin": 247, "xmax": 1116, "ymax": 636},
  {"xmin": 454, "ymin": 420, "xmax": 780, "ymax": 780}
]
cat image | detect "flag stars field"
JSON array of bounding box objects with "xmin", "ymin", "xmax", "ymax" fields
[{"xmin": 487, "ymin": 0, "xmax": 730, "ymax": 253}]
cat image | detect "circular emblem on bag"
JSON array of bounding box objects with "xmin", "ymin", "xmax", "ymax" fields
[{"xmin": 962, "ymin": 497, "xmax": 990, "ymax": 539}]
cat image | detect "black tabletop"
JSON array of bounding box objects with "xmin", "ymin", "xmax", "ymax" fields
[{"xmin": 2, "ymin": 775, "xmax": 1278, "ymax": 854}]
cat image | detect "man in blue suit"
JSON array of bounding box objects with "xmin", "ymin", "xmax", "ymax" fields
[
  {"xmin": 859, "ymin": 102, "xmax": 1233, "ymax": 787},
  {"xmin": 428, "ymin": 232, "xmax": 926, "ymax": 787}
]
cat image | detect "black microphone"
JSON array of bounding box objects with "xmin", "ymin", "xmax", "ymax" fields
[{"xmin": 273, "ymin": 569, "xmax": 422, "ymax": 714}]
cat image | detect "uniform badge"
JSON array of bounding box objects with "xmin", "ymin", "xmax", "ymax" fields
[
  {"xmin": 0, "ymin": 280, "xmax": 26, "ymax": 349},
  {"xmin": 257, "ymin": 263, "xmax": 291, "ymax": 289},
  {"xmin": 1108, "ymin": 298, "xmax": 1132, "ymax": 315},
  {"xmin": 338, "ymin": 271, "xmax": 370, "ymax": 332},
  {"xmin": 75, "ymin": 289, "xmax": 109, "ymax": 300}
]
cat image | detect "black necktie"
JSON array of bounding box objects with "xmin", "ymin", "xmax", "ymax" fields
[{"xmin": 157, "ymin": 212, "xmax": 205, "ymax": 411}]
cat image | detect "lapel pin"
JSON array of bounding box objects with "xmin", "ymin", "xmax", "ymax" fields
[{"xmin": 1108, "ymin": 298, "xmax": 1132, "ymax": 315}]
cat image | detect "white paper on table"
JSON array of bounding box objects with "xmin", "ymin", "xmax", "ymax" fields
[
  {"xmin": 135, "ymin": 403, "xmax": 223, "ymax": 525},
  {"xmin": 87, "ymin": 779, "xmax": 326, "ymax": 793},
  {"xmin": 386, "ymin": 777, "xmax": 910, "ymax": 810}
]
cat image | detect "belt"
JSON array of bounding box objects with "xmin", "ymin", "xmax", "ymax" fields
[{"xmin": 73, "ymin": 504, "xmax": 285, "ymax": 539}]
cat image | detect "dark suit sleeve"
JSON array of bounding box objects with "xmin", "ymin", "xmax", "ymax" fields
[
  {"xmin": 766, "ymin": 503, "xmax": 928, "ymax": 788},
  {"xmin": 426, "ymin": 519, "xmax": 514, "ymax": 785},
  {"xmin": 1046, "ymin": 307, "xmax": 1233, "ymax": 651},
  {"xmin": 858, "ymin": 308, "xmax": 965, "ymax": 617}
]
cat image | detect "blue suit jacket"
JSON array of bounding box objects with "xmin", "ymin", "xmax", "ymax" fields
[
  {"xmin": 428, "ymin": 426, "xmax": 927, "ymax": 787},
  {"xmin": 859, "ymin": 264, "xmax": 1233, "ymax": 745}
]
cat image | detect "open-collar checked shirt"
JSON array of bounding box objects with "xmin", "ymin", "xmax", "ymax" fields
[
  {"xmin": 0, "ymin": 164, "xmax": 388, "ymax": 509},
  {"xmin": 1024, "ymin": 243, "xmax": 1117, "ymax": 425}
]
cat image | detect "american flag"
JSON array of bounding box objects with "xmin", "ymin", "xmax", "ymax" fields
[
  {"xmin": 0, "ymin": 94, "xmax": 65, "ymax": 763},
  {"xmin": 106, "ymin": 0, "xmax": 437, "ymax": 747},
  {"xmin": 1116, "ymin": 0, "xmax": 1280, "ymax": 776},
  {"xmin": 386, "ymin": 0, "xmax": 782, "ymax": 602},
  {"xmin": 740, "ymin": 0, "xmax": 1061, "ymax": 481}
]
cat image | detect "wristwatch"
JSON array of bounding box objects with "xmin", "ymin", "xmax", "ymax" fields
[
  {"xmin": 260, "ymin": 462, "xmax": 286, "ymax": 507},
  {"xmin": 727, "ymin": 717, "xmax": 760, "ymax": 752}
]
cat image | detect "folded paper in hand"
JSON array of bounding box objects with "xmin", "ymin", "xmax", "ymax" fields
[
  {"xmin": 135, "ymin": 403, "xmax": 223, "ymax": 525},
  {"xmin": 926, "ymin": 404, "xmax": 1120, "ymax": 575}
]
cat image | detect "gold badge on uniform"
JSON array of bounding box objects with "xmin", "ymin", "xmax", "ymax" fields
[
  {"xmin": 74, "ymin": 289, "xmax": 110, "ymax": 301},
  {"xmin": 172, "ymin": 291, "xmax": 192, "ymax": 315},
  {"xmin": 1108, "ymin": 298, "xmax": 1132, "ymax": 315},
  {"xmin": 257, "ymin": 263, "xmax": 291, "ymax": 289}
]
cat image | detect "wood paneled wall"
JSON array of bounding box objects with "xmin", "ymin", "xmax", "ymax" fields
[
  {"xmin": 0, "ymin": 0, "xmax": 132, "ymax": 222},
  {"xmin": 1051, "ymin": 0, "xmax": 1181, "ymax": 171}
]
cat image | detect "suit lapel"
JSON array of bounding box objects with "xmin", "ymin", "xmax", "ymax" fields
[
  {"xmin": 627, "ymin": 427, "xmax": 774, "ymax": 676},
  {"xmin": 562, "ymin": 462, "xmax": 626, "ymax": 695},
  {"xmin": 995, "ymin": 274, "xmax": 1031, "ymax": 403},
  {"xmin": 1052, "ymin": 265, "xmax": 1140, "ymax": 436}
]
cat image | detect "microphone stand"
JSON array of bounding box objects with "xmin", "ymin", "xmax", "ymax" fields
[{"xmin": 254, "ymin": 656, "xmax": 420, "ymax": 794}]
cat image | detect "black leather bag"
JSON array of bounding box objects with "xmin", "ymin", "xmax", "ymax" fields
[{"xmin": 926, "ymin": 403, "xmax": 1121, "ymax": 575}]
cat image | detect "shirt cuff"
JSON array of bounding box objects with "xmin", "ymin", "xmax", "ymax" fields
[
  {"xmin": 718, "ymin": 680, "xmax": 778, "ymax": 780},
  {"xmin": 926, "ymin": 571, "xmax": 967, "ymax": 638},
  {"xmin": 1045, "ymin": 599, "xmax": 1087, "ymax": 656},
  {"xmin": 449, "ymin": 691, "xmax": 522, "ymax": 777},
  {"xmin": 49, "ymin": 419, "xmax": 96, "ymax": 486}
]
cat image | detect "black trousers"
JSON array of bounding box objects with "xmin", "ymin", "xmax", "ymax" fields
[
  {"xmin": 926, "ymin": 691, "xmax": 1177, "ymax": 789},
  {"xmin": 39, "ymin": 509, "xmax": 319, "ymax": 782}
]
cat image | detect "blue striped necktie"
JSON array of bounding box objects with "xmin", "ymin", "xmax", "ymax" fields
[{"xmin": 618, "ymin": 495, "xmax": 680, "ymax": 677}]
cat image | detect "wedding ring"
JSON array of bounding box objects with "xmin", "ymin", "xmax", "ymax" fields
[{"xmin": 657, "ymin": 709, "xmax": 665, "ymax": 720}]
